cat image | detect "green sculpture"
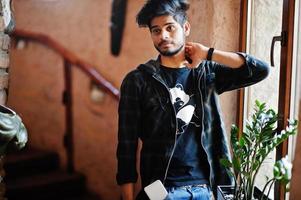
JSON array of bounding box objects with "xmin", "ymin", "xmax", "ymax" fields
[
  {"xmin": 0, "ymin": 104, "xmax": 28, "ymax": 199},
  {"xmin": 0, "ymin": 105, "xmax": 27, "ymax": 154}
]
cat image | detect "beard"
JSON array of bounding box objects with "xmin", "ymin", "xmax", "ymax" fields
[{"xmin": 154, "ymin": 42, "xmax": 184, "ymax": 56}]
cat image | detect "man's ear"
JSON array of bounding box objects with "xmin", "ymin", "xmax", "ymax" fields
[{"xmin": 184, "ymin": 21, "xmax": 190, "ymax": 36}]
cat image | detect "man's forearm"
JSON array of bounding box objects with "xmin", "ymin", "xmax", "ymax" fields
[
  {"xmin": 185, "ymin": 42, "xmax": 245, "ymax": 68},
  {"xmin": 210, "ymin": 48, "xmax": 245, "ymax": 68},
  {"xmin": 121, "ymin": 183, "xmax": 135, "ymax": 200}
]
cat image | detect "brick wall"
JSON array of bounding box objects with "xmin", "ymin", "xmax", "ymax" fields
[
  {"xmin": 0, "ymin": 0, "xmax": 13, "ymax": 105},
  {"xmin": 0, "ymin": 0, "xmax": 14, "ymax": 199}
]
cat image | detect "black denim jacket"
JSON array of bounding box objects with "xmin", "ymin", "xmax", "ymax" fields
[{"xmin": 116, "ymin": 53, "xmax": 269, "ymax": 199}]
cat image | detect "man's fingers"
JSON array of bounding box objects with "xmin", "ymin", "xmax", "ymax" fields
[
  {"xmin": 185, "ymin": 43, "xmax": 193, "ymax": 49},
  {"xmin": 185, "ymin": 46, "xmax": 193, "ymax": 54},
  {"xmin": 186, "ymin": 42, "xmax": 194, "ymax": 46}
]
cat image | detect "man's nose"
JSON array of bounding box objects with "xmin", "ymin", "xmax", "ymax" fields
[{"xmin": 161, "ymin": 30, "xmax": 170, "ymax": 40}]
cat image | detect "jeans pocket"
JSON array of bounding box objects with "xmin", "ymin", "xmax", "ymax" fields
[
  {"xmin": 165, "ymin": 187, "xmax": 190, "ymax": 200},
  {"xmin": 192, "ymin": 186, "xmax": 211, "ymax": 200}
]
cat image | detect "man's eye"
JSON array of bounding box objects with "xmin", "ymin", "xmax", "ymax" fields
[
  {"xmin": 152, "ymin": 29, "xmax": 160, "ymax": 34},
  {"xmin": 167, "ymin": 26, "xmax": 175, "ymax": 31}
]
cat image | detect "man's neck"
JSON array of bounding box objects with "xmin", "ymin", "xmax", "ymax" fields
[{"xmin": 160, "ymin": 51, "xmax": 187, "ymax": 68}]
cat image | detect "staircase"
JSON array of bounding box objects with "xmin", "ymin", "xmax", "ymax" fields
[{"xmin": 3, "ymin": 148, "xmax": 100, "ymax": 200}]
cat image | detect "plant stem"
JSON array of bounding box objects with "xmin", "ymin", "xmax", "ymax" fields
[
  {"xmin": 259, "ymin": 178, "xmax": 275, "ymax": 200},
  {"xmin": 266, "ymin": 179, "xmax": 275, "ymax": 200},
  {"xmin": 249, "ymin": 141, "xmax": 259, "ymax": 198}
]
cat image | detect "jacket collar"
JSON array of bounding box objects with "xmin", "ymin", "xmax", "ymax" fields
[
  {"xmin": 137, "ymin": 55, "xmax": 161, "ymax": 75},
  {"xmin": 137, "ymin": 55, "xmax": 206, "ymax": 78}
]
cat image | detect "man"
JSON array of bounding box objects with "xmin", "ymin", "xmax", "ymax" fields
[{"xmin": 116, "ymin": 0, "xmax": 269, "ymax": 199}]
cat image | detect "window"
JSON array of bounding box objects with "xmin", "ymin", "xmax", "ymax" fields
[{"xmin": 239, "ymin": 0, "xmax": 297, "ymax": 199}]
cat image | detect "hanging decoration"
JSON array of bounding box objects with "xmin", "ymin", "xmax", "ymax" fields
[{"xmin": 110, "ymin": 0, "xmax": 127, "ymax": 56}]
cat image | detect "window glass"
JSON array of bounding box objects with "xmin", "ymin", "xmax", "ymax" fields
[{"xmin": 244, "ymin": 0, "xmax": 283, "ymax": 198}]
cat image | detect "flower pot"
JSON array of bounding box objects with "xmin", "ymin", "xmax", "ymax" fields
[
  {"xmin": 217, "ymin": 185, "xmax": 234, "ymax": 200},
  {"xmin": 217, "ymin": 185, "xmax": 272, "ymax": 200}
]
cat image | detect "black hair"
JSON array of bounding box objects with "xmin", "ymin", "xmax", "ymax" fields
[{"xmin": 136, "ymin": 0, "xmax": 190, "ymax": 28}]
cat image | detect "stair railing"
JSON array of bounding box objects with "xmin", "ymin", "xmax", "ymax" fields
[{"xmin": 11, "ymin": 29, "xmax": 120, "ymax": 172}]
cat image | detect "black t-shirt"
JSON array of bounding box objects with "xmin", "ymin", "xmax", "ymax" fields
[{"xmin": 160, "ymin": 65, "xmax": 210, "ymax": 187}]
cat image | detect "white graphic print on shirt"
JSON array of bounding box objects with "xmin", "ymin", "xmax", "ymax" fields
[{"xmin": 169, "ymin": 83, "xmax": 200, "ymax": 135}]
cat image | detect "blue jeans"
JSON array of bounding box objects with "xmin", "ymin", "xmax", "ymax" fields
[{"xmin": 165, "ymin": 184, "xmax": 212, "ymax": 200}]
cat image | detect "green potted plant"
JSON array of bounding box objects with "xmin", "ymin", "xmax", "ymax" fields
[{"xmin": 218, "ymin": 100, "xmax": 298, "ymax": 200}]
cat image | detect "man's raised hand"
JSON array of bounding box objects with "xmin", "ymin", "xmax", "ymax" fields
[{"xmin": 184, "ymin": 42, "xmax": 209, "ymax": 68}]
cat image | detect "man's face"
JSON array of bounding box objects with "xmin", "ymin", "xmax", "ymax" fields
[{"xmin": 150, "ymin": 15, "xmax": 190, "ymax": 56}]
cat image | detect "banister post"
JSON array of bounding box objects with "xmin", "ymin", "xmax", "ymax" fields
[{"xmin": 63, "ymin": 59, "xmax": 74, "ymax": 173}]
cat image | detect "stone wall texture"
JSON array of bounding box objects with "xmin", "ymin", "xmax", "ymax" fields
[{"xmin": 7, "ymin": 0, "xmax": 241, "ymax": 199}]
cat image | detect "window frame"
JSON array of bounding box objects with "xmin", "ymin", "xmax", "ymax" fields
[{"xmin": 237, "ymin": 1, "xmax": 296, "ymax": 200}]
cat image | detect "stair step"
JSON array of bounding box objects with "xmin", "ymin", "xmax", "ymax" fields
[
  {"xmin": 5, "ymin": 171, "xmax": 86, "ymax": 200},
  {"xmin": 62, "ymin": 193, "xmax": 101, "ymax": 200},
  {"xmin": 4, "ymin": 148, "xmax": 59, "ymax": 179}
]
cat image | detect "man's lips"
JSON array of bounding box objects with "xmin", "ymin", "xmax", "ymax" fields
[{"xmin": 159, "ymin": 41, "xmax": 173, "ymax": 47}]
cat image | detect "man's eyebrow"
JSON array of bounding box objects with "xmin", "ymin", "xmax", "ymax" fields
[
  {"xmin": 150, "ymin": 25, "xmax": 159, "ymax": 30},
  {"xmin": 150, "ymin": 22, "xmax": 175, "ymax": 30}
]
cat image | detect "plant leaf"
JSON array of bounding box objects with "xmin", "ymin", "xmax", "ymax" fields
[{"xmin": 220, "ymin": 158, "xmax": 232, "ymax": 168}]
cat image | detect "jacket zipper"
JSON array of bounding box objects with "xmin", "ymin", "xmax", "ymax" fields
[
  {"xmin": 197, "ymin": 70, "xmax": 214, "ymax": 189},
  {"xmin": 152, "ymin": 75, "xmax": 178, "ymax": 185},
  {"xmin": 152, "ymin": 67, "xmax": 212, "ymax": 188}
]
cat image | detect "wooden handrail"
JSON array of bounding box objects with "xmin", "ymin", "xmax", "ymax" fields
[
  {"xmin": 10, "ymin": 29, "xmax": 120, "ymax": 172},
  {"xmin": 11, "ymin": 29, "xmax": 120, "ymax": 100}
]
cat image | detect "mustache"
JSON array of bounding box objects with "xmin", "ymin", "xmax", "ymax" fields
[{"xmin": 158, "ymin": 40, "xmax": 173, "ymax": 47}]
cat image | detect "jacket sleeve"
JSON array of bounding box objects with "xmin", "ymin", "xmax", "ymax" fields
[
  {"xmin": 211, "ymin": 53, "xmax": 270, "ymax": 94},
  {"xmin": 116, "ymin": 71, "xmax": 142, "ymax": 185}
]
